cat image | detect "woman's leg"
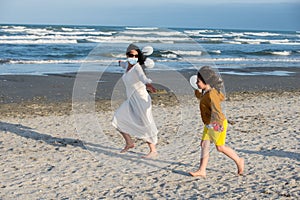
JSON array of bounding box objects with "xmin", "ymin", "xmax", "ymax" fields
[
  {"xmin": 142, "ymin": 142, "xmax": 158, "ymax": 158},
  {"xmin": 189, "ymin": 140, "xmax": 210, "ymax": 177},
  {"xmin": 120, "ymin": 132, "xmax": 135, "ymax": 153},
  {"xmin": 216, "ymin": 145, "xmax": 244, "ymax": 175}
]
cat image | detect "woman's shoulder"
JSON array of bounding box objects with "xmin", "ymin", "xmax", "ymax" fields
[
  {"xmin": 133, "ymin": 63, "xmax": 145, "ymax": 73},
  {"xmin": 134, "ymin": 63, "xmax": 142, "ymax": 69}
]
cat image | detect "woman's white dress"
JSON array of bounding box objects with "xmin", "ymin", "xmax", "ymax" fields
[{"xmin": 112, "ymin": 62, "xmax": 158, "ymax": 144}]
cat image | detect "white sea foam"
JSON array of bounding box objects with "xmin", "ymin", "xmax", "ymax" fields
[
  {"xmin": 159, "ymin": 40, "xmax": 175, "ymax": 44},
  {"xmin": 277, "ymin": 42, "xmax": 300, "ymax": 45},
  {"xmin": 161, "ymin": 54, "xmax": 177, "ymax": 58},
  {"xmin": 2, "ymin": 26, "xmax": 115, "ymax": 36},
  {"xmin": 7, "ymin": 59, "xmax": 113, "ymax": 64},
  {"xmin": 183, "ymin": 30, "xmax": 224, "ymax": 38},
  {"xmin": 199, "ymin": 34, "xmax": 224, "ymax": 38},
  {"xmin": 105, "ymin": 35, "xmax": 191, "ymax": 43},
  {"xmin": 269, "ymin": 39, "xmax": 300, "ymax": 45},
  {"xmin": 210, "ymin": 50, "xmax": 221, "ymax": 54},
  {"xmin": 52, "ymin": 31, "xmax": 115, "ymax": 36},
  {"xmin": 222, "ymin": 71, "xmax": 295, "ymax": 76},
  {"xmin": 61, "ymin": 27, "xmax": 75, "ymax": 32},
  {"xmin": 223, "ymin": 41, "xmax": 242, "ymax": 44},
  {"xmin": 0, "ymin": 39, "xmax": 78, "ymax": 44},
  {"xmin": 183, "ymin": 30, "xmax": 201, "ymax": 36},
  {"xmin": 270, "ymin": 51, "xmax": 291, "ymax": 56},
  {"xmin": 0, "ymin": 35, "xmax": 85, "ymax": 40},
  {"xmin": 125, "ymin": 27, "xmax": 159, "ymax": 30},
  {"xmin": 21, "ymin": 28, "xmax": 51, "ymax": 36},
  {"xmin": 0, "ymin": 34, "xmax": 191, "ymax": 44},
  {"xmin": 233, "ymin": 38, "xmax": 268, "ymax": 44},
  {"xmin": 184, "ymin": 30, "xmax": 214, "ymax": 34},
  {"xmin": 244, "ymin": 32, "xmax": 280, "ymax": 37},
  {"xmin": 200, "ymin": 38, "xmax": 224, "ymax": 42},
  {"xmin": 170, "ymin": 50, "xmax": 203, "ymax": 56},
  {"xmin": 110, "ymin": 53, "xmax": 126, "ymax": 58},
  {"xmin": 2, "ymin": 27, "xmax": 26, "ymax": 32},
  {"xmin": 268, "ymin": 39, "xmax": 289, "ymax": 44},
  {"xmin": 122, "ymin": 30, "xmax": 182, "ymax": 37},
  {"xmin": 62, "ymin": 27, "xmax": 95, "ymax": 32},
  {"xmin": 223, "ymin": 32, "xmax": 244, "ymax": 37},
  {"xmin": 181, "ymin": 57, "xmax": 300, "ymax": 63},
  {"xmin": 186, "ymin": 31, "xmax": 246, "ymax": 38}
]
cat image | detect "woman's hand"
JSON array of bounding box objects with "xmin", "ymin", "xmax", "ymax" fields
[{"xmin": 146, "ymin": 83, "xmax": 156, "ymax": 93}]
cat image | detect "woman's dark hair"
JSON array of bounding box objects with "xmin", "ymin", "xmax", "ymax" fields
[
  {"xmin": 197, "ymin": 66, "xmax": 224, "ymax": 92},
  {"xmin": 126, "ymin": 43, "xmax": 145, "ymax": 65}
]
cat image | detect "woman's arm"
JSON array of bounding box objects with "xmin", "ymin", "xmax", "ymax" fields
[
  {"xmin": 135, "ymin": 64, "xmax": 152, "ymax": 84},
  {"xmin": 118, "ymin": 60, "xmax": 127, "ymax": 69},
  {"xmin": 135, "ymin": 64, "xmax": 156, "ymax": 93}
]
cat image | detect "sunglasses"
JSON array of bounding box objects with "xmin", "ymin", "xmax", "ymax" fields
[{"xmin": 128, "ymin": 53, "xmax": 139, "ymax": 58}]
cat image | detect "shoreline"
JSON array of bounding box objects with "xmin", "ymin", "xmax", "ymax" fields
[
  {"xmin": 1, "ymin": 90, "xmax": 300, "ymax": 118},
  {"xmin": 1, "ymin": 68, "xmax": 299, "ymax": 117},
  {"xmin": 1, "ymin": 67, "xmax": 300, "ymax": 104}
]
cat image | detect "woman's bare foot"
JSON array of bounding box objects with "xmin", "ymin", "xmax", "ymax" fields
[
  {"xmin": 237, "ymin": 158, "xmax": 244, "ymax": 175},
  {"xmin": 120, "ymin": 143, "xmax": 135, "ymax": 153},
  {"xmin": 189, "ymin": 170, "xmax": 206, "ymax": 178},
  {"xmin": 142, "ymin": 151, "xmax": 158, "ymax": 159}
]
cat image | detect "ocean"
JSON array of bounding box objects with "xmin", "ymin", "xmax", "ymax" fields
[{"xmin": 0, "ymin": 24, "xmax": 299, "ymax": 76}]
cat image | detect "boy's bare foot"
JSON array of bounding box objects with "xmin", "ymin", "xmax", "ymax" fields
[
  {"xmin": 120, "ymin": 144, "xmax": 135, "ymax": 153},
  {"xmin": 237, "ymin": 158, "xmax": 244, "ymax": 175},
  {"xmin": 189, "ymin": 170, "xmax": 206, "ymax": 178},
  {"xmin": 142, "ymin": 151, "xmax": 158, "ymax": 159}
]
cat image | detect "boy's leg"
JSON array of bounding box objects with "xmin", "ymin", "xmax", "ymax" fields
[
  {"xmin": 190, "ymin": 140, "xmax": 210, "ymax": 177},
  {"xmin": 216, "ymin": 145, "xmax": 244, "ymax": 175},
  {"xmin": 120, "ymin": 132, "xmax": 135, "ymax": 153}
]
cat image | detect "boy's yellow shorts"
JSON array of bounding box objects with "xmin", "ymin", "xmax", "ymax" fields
[{"xmin": 202, "ymin": 119, "xmax": 228, "ymax": 146}]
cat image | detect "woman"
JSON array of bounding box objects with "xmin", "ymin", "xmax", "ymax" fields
[{"xmin": 112, "ymin": 44, "xmax": 158, "ymax": 158}]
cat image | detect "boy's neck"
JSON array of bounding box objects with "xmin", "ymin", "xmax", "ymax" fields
[
  {"xmin": 202, "ymin": 85, "xmax": 212, "ymax": 95},
  {"xmin": 204, "ymin": 85, "xmax": 211, "ymax": 92}
]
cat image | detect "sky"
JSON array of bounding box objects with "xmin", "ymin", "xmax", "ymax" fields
[{"xmin": 0, "ymin": 0, "xmax": 299, "ymax": 31}]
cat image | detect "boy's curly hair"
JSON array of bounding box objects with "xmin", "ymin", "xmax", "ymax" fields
[{"xmin": 197, "ymin": 66, "xmax": 224, "ymax": 92}]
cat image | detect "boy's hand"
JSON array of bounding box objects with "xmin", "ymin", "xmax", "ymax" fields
[{"xmin": 211, "ymin": 122, "xmax": 224, "ymax": 132}]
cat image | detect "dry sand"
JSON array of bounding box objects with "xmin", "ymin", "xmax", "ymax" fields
[{"xmin": 1, "ymin": 90, "xmax": 299, "ymax": 199}]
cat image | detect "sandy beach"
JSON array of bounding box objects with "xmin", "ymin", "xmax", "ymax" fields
[{"xmin": 0, "ymin": 71, "xmax": 300, "ymax": 199}]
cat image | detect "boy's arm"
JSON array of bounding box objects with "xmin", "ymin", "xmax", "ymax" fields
[{"xmin": 194, "ymin": 89, "xmax": 202, "ymax": 99}]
